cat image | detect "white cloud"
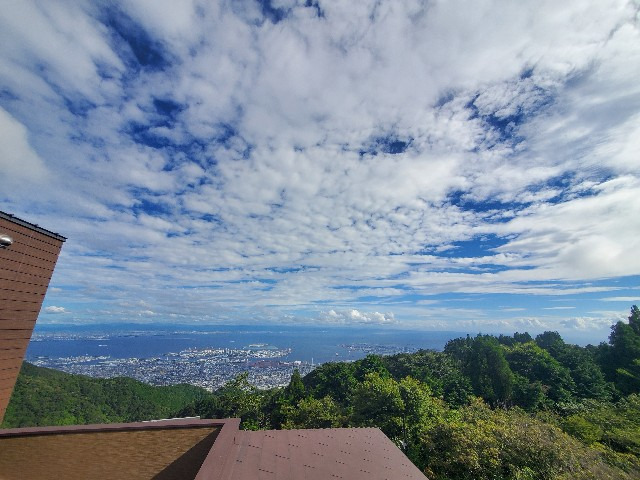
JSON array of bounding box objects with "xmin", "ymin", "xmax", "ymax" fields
[
  {"xmin": 322, "ymin": 309, "xmax": 396, "ymax": 325},
  {"xmin": 600, "ymin": 296, "xmax": 640, "ymax": 302},
  {"xmin": 0, "ymin": 107, "xmax": 47, "ymax": 185},
  {"xmin": 44, "ymin": 306, "xmax": 66, "ymax": 314},
  {"xmin": 560, "ymin": 316, "xmax": 614, "ymax": 330}
]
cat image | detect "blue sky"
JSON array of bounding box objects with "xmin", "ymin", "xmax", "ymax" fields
[{"xmin": 1, "ymin": 0, "xmax": 639, "ymax": 343}]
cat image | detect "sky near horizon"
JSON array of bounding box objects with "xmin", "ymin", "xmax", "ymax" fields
[{"xmin": 1, "ymin": 0, "xmax": 639, "ymax": 342}]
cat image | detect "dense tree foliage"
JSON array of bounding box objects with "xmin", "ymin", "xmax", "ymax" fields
[
  {"xmin": 506, "ymin": 342, "xmax": 575, "ymax": 404},
  {"xmin": 302, "ymin": 360, "xmax": 356, "ymax": 403},
  {"xmin": 6, "ymin": 306, "xmax": 640, "ymax": 479},
  {"xmin": 422, "ymin": 399, "xmax": 637, "ymax": 480},
  {"xmin": 446, "ymin": 335, "xmax": 515, "ymax": 405},
  {"xmin": 383, "ymin": 349, "xmax": 473, "ymax": 407}
]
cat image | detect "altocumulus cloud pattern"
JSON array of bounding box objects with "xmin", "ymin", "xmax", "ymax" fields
[{"xmin": 0, "ymin": 0, "xmax": 639, "ymax": 340}]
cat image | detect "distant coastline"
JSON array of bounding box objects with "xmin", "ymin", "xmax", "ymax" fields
[{"xmin": 26, "ymin": 324, "xmax": 463, "ymax": 390}]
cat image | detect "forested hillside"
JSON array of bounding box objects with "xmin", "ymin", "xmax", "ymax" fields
[
  {"xmin": 4, "ymin": 306, "xmax": 640, "ymax": 479},
  {"xmin": 1, "ymin": 362, "xmax": 208, "ymax": 427}
]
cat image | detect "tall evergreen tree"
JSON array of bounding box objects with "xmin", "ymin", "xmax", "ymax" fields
[
  {"xmin": 604, "ymin": 306, "xmax": 640, "ymax": 393},
  {"xmin": 629, "ymin": 305, "xmax": 640, "ymax": 335},
  {"xmin": 285, "ymin": 368, "xmax": 306, "ymax": 403},
  {"xmin": 450, "ymin": 335, "xmax": 514, "ymax": 405}
]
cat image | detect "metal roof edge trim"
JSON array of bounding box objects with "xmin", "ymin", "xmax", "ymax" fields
[
  {"xmin": 0, "ymin": 211, "xmax": 66, "ymax": 242},
  {"xmin": 0, "ymin": 418, "xmax": 229, "ymax": 438},
  {"xmin": 195, "ymin": 417, "xmax": 241, "ymax": 480}
]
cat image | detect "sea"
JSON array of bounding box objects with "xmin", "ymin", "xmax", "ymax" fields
[{"xmin": 26, "ymin": 323, "xmax": 463, "ymax": 365}]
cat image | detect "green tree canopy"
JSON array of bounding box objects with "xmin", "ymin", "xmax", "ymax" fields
[
  {"xmin": 303, "ymin": 362, "xmax": 356, "ymax": 404},
  {"xmin": 352, "ymin": 372, "xmax": 404, "ymax": 438},
  {"xmin": 505, "ymin": 342, "xmax": 575, "ymax": 404},
  {"xmin": 449, "ymin": 335, "xmax": 514, "ymax": 405},
  {"xmin": 284, "ymin": 368, "xmax": 306, "ymax": 403},
  {"xmin": 353, "ymin": 354, "xmax": 391, "ymax": 381},
  {"xmin": 605, "ymin": 307, "xmax": 640, "ymax": 394}
]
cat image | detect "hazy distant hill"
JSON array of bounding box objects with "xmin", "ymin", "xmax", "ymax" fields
[{"xmin": 1, "ymin": 362, "xmax": 208, "ymax": 428}]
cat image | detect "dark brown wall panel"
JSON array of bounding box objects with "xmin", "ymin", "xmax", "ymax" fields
[
  {"xmin": 0, "ymin": 378, "xmax": 15, "ymax": 396},
  {"xmin": 0, "ymin": 338, "xmax": 30, "ymax": 351},
  {"xmin": 1, "ymin": 299, "xmax": 43, "ymax": 310},
  {"xmin": 0, "ymin": 245, "xmax": 61, "ymax": 265},
  {"xmin": 0, "ymin": 387, "xmax": 13, "ymax": 399},
  {"xmin": 0, "ymin": 358, "xmax": 23, "ymax": 373},
  {"xmin": 0, "ymin": 319, "xmax": 37, "ymax": 330},
  {"xmin": 0, "ymin": 367, "xmax": 21, "ymax": 383},
  {"xmin": 0, "ymin": 275, "xmax": 52, "ymax": 291},
  {"xmin": 0, "ymin": 284, "xmax": 50, "ymax": 296},
  {"xmin": 0, "ymin": 311, "xmax": 42, "ymax": 322},
  {"xmin": 0, "ymin": 219, "xmax": 63, "ymax": 249},
  {"xmin": 0, "ymin": 394, "xmax": 12, "ymax": 411},
  {"xmin": 0, "ymin": 329, "xmax": 34, "ymax": 341},
  {"xmin": 0, "ymin": 213, "xmax": 65, "ymax": 423},
  {"xmin": 0, "ymin": 233, "xmax": 62, "ymax": 256},
  {"xmin": 0, "ymin": 350, "xmax": 26, "ymax": 361},
  {"xmin": 0, "ymin": 238, "xmax": 60, "ymax": 258},
  {"xmin": 0, "ymin": 367, "xmax": 20, "ymax": 384},
  {"xmin": 0, "ymin": 257, "xmax": 58, "ymax": 278},
  {"xmin": 0, "ymin": 289, "xmax": 46, "ymax": 302},
  {"xmin": 0, "ymin": 377, "xmax": 18, "ymax": 390}
]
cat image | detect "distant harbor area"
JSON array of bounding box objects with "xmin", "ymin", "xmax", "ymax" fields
[
  {"xmin": 29, "ymin": 344, "xmax": 308, "ymax": 390},
  {"xmin": 26, "ymin": 325, "xmax": 456, "ymax": 390}
]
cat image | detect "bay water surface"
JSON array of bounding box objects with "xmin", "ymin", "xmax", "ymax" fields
[{"xmin": 27, "ymin": 324, "xmax": 464, "ymax": 365}]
